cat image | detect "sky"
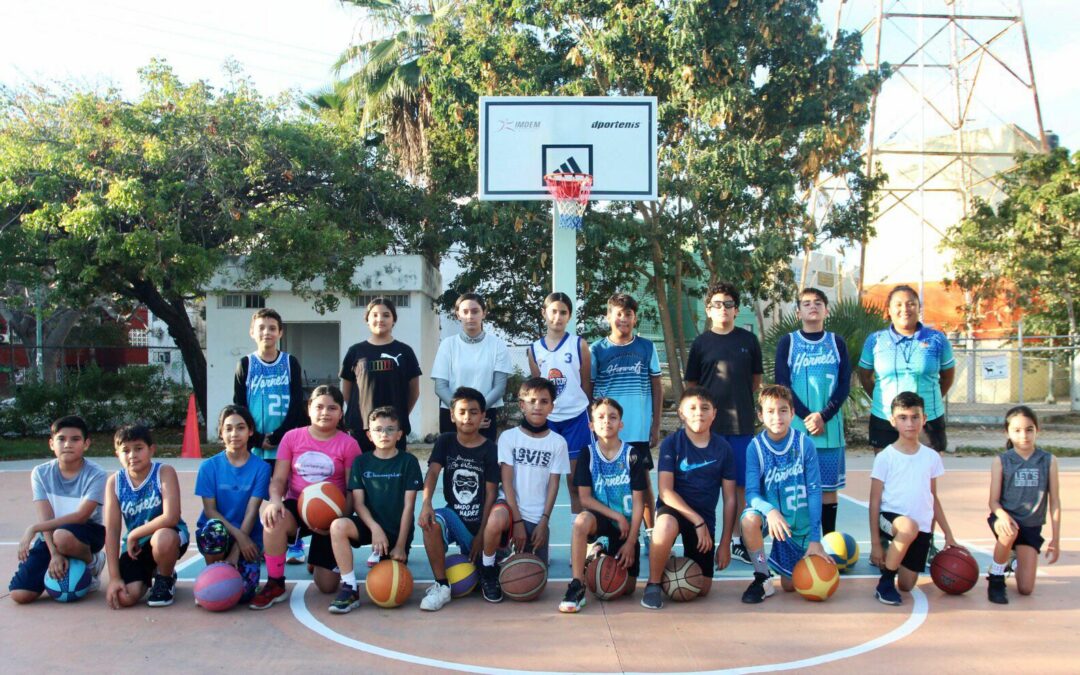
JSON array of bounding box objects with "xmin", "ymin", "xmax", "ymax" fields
[{"xmin": 0, "ymin": 0, "xmax": 1076, "ymax": 150}]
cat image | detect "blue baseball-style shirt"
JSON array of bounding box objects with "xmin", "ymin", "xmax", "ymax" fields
[
  {"xmin": 590, "ymin": 336, "xmax": 661, "ymax": 443},
  {"xmin": 656, "ymin": 429, "xmax": 735, "ymax": 533},
  {"xmin": 859, "ymin": 323, "xmax": 955, "ymax": 420}
]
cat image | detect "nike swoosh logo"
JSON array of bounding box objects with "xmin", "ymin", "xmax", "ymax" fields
[{"xmin": 678, "ymin": 458, "xmax": 717, "ymax": 472}]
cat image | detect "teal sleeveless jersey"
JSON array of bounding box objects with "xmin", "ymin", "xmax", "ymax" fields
[{"xmin": 786, "ymin": 331, "xmax": 844, "ymax": 449}]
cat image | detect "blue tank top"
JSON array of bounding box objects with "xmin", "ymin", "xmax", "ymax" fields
[
  {"xmin": 786, "ymin": 331, "xmax": 844, "ymax": 448},
  {"xmin": 114, "ymin": 462, "xmax": 189, "ymax": 551},
  {"xmin": 587, "ymin": 441, "xmax": 634, "ymax": 518},
  {"xmin": 245, "ymin": 351, "xmax": 294, "ymax": 451}
]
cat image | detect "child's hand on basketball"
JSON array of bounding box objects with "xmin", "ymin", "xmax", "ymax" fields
[
  {"xmin": 105, "ymin": 578, "xmax": 127, "ymax": 610},
  {"xmin": 371, "ymin": 528, "xmax": 390, "ymax": 557},
  {"xmin": 766, "ymin": 510, "xmax": 792, "ymax": 542},
  {"xmin": 715, "ymin": 543, "xmax": 731, "ymax": 571},
  {"xmin": 47, "ymin": 553, "xmax": 68, "ymax": 580},
  {"xmin": 616, "ymin": 539, "xmax": 635, "ymax": 569},
  {"xmin": 993, "ymin": 515, "xmax": 1017, "ymax": 538},
  {"xmin": 870, "ymin": 542, "xmax": 884, "ymax": 567},
  {"xmin": 511, "ymin": 521, "xmax": 527, "ymax": 552},
  {"xmin": 1046, "ymin": 539, "xmax": 1060, "ymax": 564},
  {"xmin": 614, "ymin": 514, "xmax": 630, "ymax": 540},
  {"xmin": 530, "ymin": 520, "xmax": 549, "ymax": 550},
  {"xmin": 943, "ymin": 534, "xmax": 958, "ymax": 549},
  {"xmin": 418, "ymin": 504, "xmax": 436, "ymax": 531},
  {"xmin": 806, "ymin": 541, "xmax": 829, "ymax": 560},
  {"xmin": 236, "ymin": 532, "xmax": 260, "ymax": 562},
  {"xmin": 389, "ymin": 543, "xmax": 408, "ymax": 562}
]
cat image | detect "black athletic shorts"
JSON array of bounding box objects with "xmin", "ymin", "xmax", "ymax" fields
[
  {"xmin": 342, "ymin": 514, "xmax": 410, "ymax": 562},
  {"xmin": 119, "ymin": 537, "xmax": 190, "ymax": 586},
  {"xmin": 656, "ymin": 503, "xmax": 714, "ymax": 578},
  {"xmin": 585, "ymin": 510, "xmax": 641, "ymax": 578},
  {"xmin": 988, "ymin": 513, "xmax": 1044, "ymax": 553},
  {"xmin": 879, "ymin": 511, "xmax": 932, "ymax": 572},
  {"xmin": 283, "ymin": 498, "xmax": 337, "ymax": 570},
  {"xmin": 869, "ymin": 414, "xmax": 948, "ymax": 453}
]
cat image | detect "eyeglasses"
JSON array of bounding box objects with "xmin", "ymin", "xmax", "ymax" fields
[
  {"xmin": 371, "ymin": 426, "xmax": 399, "ymax": 435},
  {"xmin": 708, "ymin": 300, "xmax": 737, "ymax": 309}
]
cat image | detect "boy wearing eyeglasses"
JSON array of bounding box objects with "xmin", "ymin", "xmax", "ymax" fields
[
  {"xmin": 327, "ymin": 405, "xmax": 422, "ymax": 614},
  {"xmin": 684, "ymin": 281, "xmax": 763, "ymax": 564}
]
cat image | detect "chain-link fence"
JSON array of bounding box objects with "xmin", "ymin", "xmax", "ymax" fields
[{"xmin": 949, "ymin": 335, "xmax": 1076, "ymax": 406}]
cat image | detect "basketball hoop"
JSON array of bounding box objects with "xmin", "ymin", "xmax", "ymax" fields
[{"xmin": 544, "ymin": 172, "xmax": 593, "ymax": 230}]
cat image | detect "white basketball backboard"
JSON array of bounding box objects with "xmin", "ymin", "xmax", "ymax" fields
[{"xmin": 478, "ymin": 96, "xmax": 658, "ymax": 201}]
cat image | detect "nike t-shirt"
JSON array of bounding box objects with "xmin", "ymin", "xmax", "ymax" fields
[{"xmin": 656, "ymin": 429, "xmax": 735, "ymax": 532}]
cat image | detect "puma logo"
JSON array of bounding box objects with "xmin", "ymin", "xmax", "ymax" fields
[{"xmin": 381, "ymin": 353, "xmax": 402, "ymax": 366}]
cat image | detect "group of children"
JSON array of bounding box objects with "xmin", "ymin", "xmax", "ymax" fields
[{"xmin": 9, "ymin": 286, "xmax": 1062, "ymax": 614}]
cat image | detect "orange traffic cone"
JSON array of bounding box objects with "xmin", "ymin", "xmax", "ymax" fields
[{"xmin": 180, "ymin": 393, "xmax": 202, "ymax": 459}]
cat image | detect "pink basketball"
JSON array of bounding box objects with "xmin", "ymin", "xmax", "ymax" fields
[{"xmin": 194, "ymin": 562, "xmax": 245, "ymax": 612}]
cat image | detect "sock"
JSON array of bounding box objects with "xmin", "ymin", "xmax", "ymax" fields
[
  {"xmin": 482, "ymin": 552, "xmax": 496, "ymax": 567},
  {"xmin": 436, "ymin": 578, "xmax": 449, "ymax": 587},
  {"xmin": 822, "ymin": 503, "xmax": 838, "ymax": 534},
  {"xmin": 880, "ymin": 567, "xmax": 898, "ymax": 585},
  {"xmin": 341, "ymin": 570, "xmax": 357, "ymax": 589},
  {"xmin": 266, "ymin": 554, "xmax": 286, "ymax": 581},
  {"xmin": 990, "ymin": 561, "xmax": 1006, "ymax": 576},
  {"xmin": 732, "ymin": 536, "xmax": 742, "ymax": 548},
  {"xmin": 750, "ymin": 548, "xmax": 769, "ymax": 576}
]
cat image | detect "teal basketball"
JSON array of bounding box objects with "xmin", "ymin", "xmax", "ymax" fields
[
  {"xmin": 43, "ymin": 557, "xmax": 92, "ymax": 602},
  {"xmin": 822, "ymin": 531, "xmax": 859, "ymax": 572}
]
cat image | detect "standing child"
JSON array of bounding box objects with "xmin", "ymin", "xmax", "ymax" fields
[
  {"xmin": 529, "ymin": 292, "xmax": 592, "ymax": 527},
  {"xmin": 194, "ymin": 405, "xmax": 272, "ymax": 603},
  {"xmin": 684, "ymin": 281, "xmax": 763, "ymax": 564},
  {"xmin": 590, "ymin": 292, "xmax": 659, "ymax": 547},
  {"xmin": 986, "ymin": 405, "xmax": 1061, "ymax": 604},
  {"xmin": 869, "ymin": 392, "xmax": 957, "ymax": 606},
  {"xmin": 559, "ymin": 398, "xmax": 647, "ymax": 613},
  {"xmin": 248, "ymin": 385, "xmax": 362, "ymax": 609},
  {"xmin": 340, "ymin": 297, "xmax": 421, "ymax": 453},
  {"xmin": 774, "ymin": 288, "xmax": 850, "ymax": 535},
  {"xmin": 417, "ymin": 387, "xmax": 500, "ymax": 611},
  {"xmin": 740, "ymin": 385, "xmax": 827, "ymax": 604},
  {"xmin": 641, "ymin": 387, "xmax": 737, "ymax": 610},
  {"xmin": 233, "ymin": 308, "xmax": 306, "ymax": 563},
  {"xmin": 104, "ymin": 425, "xmax": 190, "ymax": 608},
  {"xmin": 10, "ymin": 416, "xmax": 107, "ymax": 604},
  {"xmin": 478, "ymin": 378, "xmax": 570, "ymax": 603}
]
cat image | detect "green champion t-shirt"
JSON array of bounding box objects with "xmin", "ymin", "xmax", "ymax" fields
[{"xmin": 348, "ymin": 450, "xmax": 423, "ymax": 539}]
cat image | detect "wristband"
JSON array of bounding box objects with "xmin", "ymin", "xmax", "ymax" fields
[
  {"xmin": 541, "ymin": 513, "xmax": 550, "ymax": 520},
  {"xmin": 695, "ymin": 522, "xmax": 706, "ymax": 529}
]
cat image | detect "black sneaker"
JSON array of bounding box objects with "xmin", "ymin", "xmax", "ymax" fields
[
  {"xmin": 147, "ymin": 573, "xmax": 177, "ymax": 607},
  {"xmin": 731, "ymin": 540, "xmax": 752, "ymax": 565},
  {"xmin": 640, "ymin": 582, "xmax": 663, "ymax": 610},
  {"xmin": 741, "ymin": 572, "xmax": 776, "ymax": 604},
  {"xmin": 480, "ymin": 563, "xmax": 503, "ymax": 603},
  {"xmin": 328, "ymin": 582, "xmax": 361, "ymax": 614},
  {"xmin": 559, "ymin": 579, "xmax": 587, "ymax": 613},
  {"xmin": 987, "ymin": 574, "xmax": 1009, "ymax": 605},
  {"xmin": 875, "ymin": 576, "xmax": 902, "ymax": 606}
]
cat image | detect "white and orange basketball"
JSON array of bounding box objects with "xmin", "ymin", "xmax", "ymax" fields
[
  {"xmin": 661, "ymin": 556, "xmax": 705, "ymax": 602},
  {"xmin": 366, "ymin": 559, "xmax": 413, "ymax": 608},
  {"xmin": 297, "ymin": 482, "xmax": 346, "ymax": 531},
  {"xmin": 793, "ymin": 556, "xmax": 839, "ymax": 601}
]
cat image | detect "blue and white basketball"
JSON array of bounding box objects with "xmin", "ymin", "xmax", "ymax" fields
[
  {"xmin": 43, "ymin": 557, "xmax": 92, "ymax": 602},
  {"xmin": 822, "ymin": 531, "xmax": 860, "ymax": 572}
]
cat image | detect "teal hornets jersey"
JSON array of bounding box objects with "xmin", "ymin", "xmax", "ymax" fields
[
  {"xmin": 786, "ymin": 332, "xmax": 844, "ymax": 449},
  {"xmin": 245, "ymin": 351, "xmax": 293, "ymax": 441},
  {"xmin": 746, "ymin": 429, "xmax": 821, "ymax": 543}
]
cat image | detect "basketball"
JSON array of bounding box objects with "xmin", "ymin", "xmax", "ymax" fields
[
  {"xmin": 793, "ymin": 556, "xmax": 840, "ymax": 601},
  {"xmin": 43, "ymin": 557, "xmax": 92, "ymax": 602},
  {"xmin": 365, "ymin": 559, "xmax": 413, "ymax": 608},
  {"xmin": 930, "ymin": 546, "xmax": 980, "ymax": 595},
  {"xmin": 194, "ymin": 562, "xmax": 244, "ymax": 612},
  {"xmin": 445, "ymin": 553, "xmax": 479, "ymax": 598},
  {"xmin": 661, "ymin": 556, "xmax": 705, "ymax": 602},
  {"xmin": 498, "ymin": 552, "xmax": 548, "ymax": 601},
  {"xmin": 297, "ymin": 481, "xmax": 346, "ymax": 531},
  {"xmin": 585, "ymin": 554, "xmax": 629, "ymax": 600},
  {"xmin": 822, "ymin": 531, "xmax": 860, "ymax": 572}
]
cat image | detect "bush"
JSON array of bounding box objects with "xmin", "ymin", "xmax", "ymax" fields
[{"xmin": 0, "ymin": 364, "xmax": 190, "ymax": 436}]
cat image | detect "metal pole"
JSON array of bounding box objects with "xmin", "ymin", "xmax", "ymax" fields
[
  {"xmin": 1045, "ymin": 336, "xmax": 1057, "ymax": 404},
  {"xmin": 551, "ymin": 205, "xmax": 578, "ymax": 334},
  {"xmin": 1018, "ymin": 319, "xmax": 1024, "ymax": 404},
  {"xmin": 34, "ymin": 285, "xmax": 44, "ymax": 381}
]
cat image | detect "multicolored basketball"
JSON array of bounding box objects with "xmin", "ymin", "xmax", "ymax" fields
[
  {"xmin": 498, "ymin": 552, "xmax": 548, "ymax": 601},
  {"xmin": 194, "ymin": 562, "xmax": 245, "ymax": 611},
  {"xmin": 822, "ymin": 531, "xmax": 860, "ymax": 572},
  {"xmin": 793, "ymin": 555, "xmax": 840, "ymax": 601},
  {"xmin": 445, "ymin": 553, "xmax": 479, "ymax": 598},
  {"xmin": 585, "ymin": 554, "xmax": 629, "ymax": 600},
  {"xmin": 365, "ymin": 559, "xmax": 414, "ymax": 608},
  {"xmin": 297, "ymin": 481, "xmax": 346, "ymax": 531},
  {"xmin": 661, "ymin": 556, "xmax": 705, "ymax": 602},
  {"xmin": 930, "ymin": 545, "xmax": 980, "ymax": 595},
  {"xmin": 43, "ymin": 557, "xmax": 92, "ymax": 602}
]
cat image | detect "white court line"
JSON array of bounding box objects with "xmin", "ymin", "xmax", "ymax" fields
[{"xmin": 290, "ymin": 580, "xmax": 928, "ymax": 674}]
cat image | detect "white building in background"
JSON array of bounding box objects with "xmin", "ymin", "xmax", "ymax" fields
[{"xmin": 205, "ymin": 255, "xmax": 442, "ymax": 441}]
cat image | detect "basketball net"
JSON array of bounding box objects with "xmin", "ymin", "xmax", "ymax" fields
[{"xmin": 544, "ymin": 172, "xmax": 593, "ymax": 230}]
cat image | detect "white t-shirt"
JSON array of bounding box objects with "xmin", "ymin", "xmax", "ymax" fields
[
  {"xmin": 871, "ymin": 443, "xmax": 945, "ymax": 533},
  {"xmin": 497, "ymin": 426, "xmax": 570, "ymax": 523},
  {"xmin": 431, "ymin": 333, "xmax": 514, "ymax": 409}
]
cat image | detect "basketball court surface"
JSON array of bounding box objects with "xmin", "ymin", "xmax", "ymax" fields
[{"xmin": 2, "ymin": 455, "xmax": 1078, "ymax": 673}]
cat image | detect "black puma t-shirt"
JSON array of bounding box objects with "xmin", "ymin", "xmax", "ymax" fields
[{"xmin": 340, "ymin": 340, "xmax": 421, "ymax": 436}]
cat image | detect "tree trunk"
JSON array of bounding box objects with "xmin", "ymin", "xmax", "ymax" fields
[
  {"xmin": 673, "ymin": 257, "xmax": 689, "ymax": 375},
  {"xmin": 0, "ymin": 302, "xmax": 83, "ymax": 383},
  {"xmin": 646, "ymin": 218, "xmax": 684, "ymax": 402}
]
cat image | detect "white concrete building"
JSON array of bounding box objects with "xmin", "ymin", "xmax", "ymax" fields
[{"xmin": 206, "ymin": 255, "xmax": 441, "ymax": 441}]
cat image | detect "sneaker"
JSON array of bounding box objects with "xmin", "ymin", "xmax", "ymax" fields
[
  {"xmin": 987, "ymin": 574, "xmax": 1009, "ymax": 605},
  {"xmin": 741, "ymin": 572, "xmax": 775, "ymax": 604},
  {"xmin": 328, "ymin": 582, "xmax": 361, "ymax": 614},
  {"xmin": 420, "ymin": 583, "xmax": 452, "ymax": 611},
  {"xmin": 559, "ymin": 579, "xmax": 587, "ymax": 614},
  {"xmin": 480, "ymin": 563, "xmax": 503, "ymax": 603},
  {"xmin": 249, "ymin": 581, "xmax": 288, "ymax": 610},
  {"xmin": 640, "ymin": 582, "xmax": 663, "ymax": 610},
  {"xmin": 86, "ymin": 576, "xmax": 101, "ymax": 594},
  {"xmin": 367, "ymin": 551, "xmax": 381, "ymax": 568},
  {"xmin": 286, "ymin": 539, "xmax": 306, "ymax": 565},
  {"xmin": 585, "ymin": 538, "xmax": 607, "ymax": 565},
  {"xmin": 875, "ymin": 577, "xmax": 903, "ymax": 606},
  {"xmin": 147, "ymin": 574, "xmax": 177, "ymax": 607},
  {"xmin": 731, "ymin": 540, "xmax": 752, "ymax": 565},
  {"xmin": 89, "ymin": 550, "xmax": 106, "ymax": 578}
]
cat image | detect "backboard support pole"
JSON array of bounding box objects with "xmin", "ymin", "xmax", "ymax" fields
[{"xmin": 551, "ymin": 205, "xmax": 578, "ymax": 333}]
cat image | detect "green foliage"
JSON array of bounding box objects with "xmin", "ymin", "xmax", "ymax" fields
[{"xmin": 0, "ymin": 364, "xmax": 189, "ymax": 436}]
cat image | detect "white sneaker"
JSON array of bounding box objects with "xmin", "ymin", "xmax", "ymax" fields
[
  {"xmin": 367, "ymin": 551, "xmax": 381, "ymax": 568},
  {"xmin": 420, "ymin": 583, "xmax": 452, "ymax": 611},
  {"xmin": 89, "ymin": 550, "xmax": 106, "ymax": 578},
  {"xmin": 86, "ymin": 576, "xmax": 101, "ymax": 594}
]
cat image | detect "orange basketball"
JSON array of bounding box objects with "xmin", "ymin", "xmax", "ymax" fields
[
  {"xmin": 930, "ymin": 546, "xmax": 980, "ymax": 595},
  {"xmin": 498, "ymin": 553, "xmax": 548, "ymax": 601},
  {"xmin": 365, "ymin": 559, "xmax": 413, "ymax": 608},
  {"xmin": 792, "ymin": 556, "xmax": 839, "ymax": 601},
  {"xmin": 585, "ymin": 554, "xmax": 629, "ymax": 600},
  {"xmin": 297, "ymin": 482, "xmax": 346, "ymax": 531}
]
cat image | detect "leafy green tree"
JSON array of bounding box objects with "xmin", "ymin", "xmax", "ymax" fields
[
  {"xmin": 0, "ymin": 63, "xmax": 428, "ymax": 417},
  {"xmin": 945, "ymin": 148, "xmax": 1080, "ymax": 340}
]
